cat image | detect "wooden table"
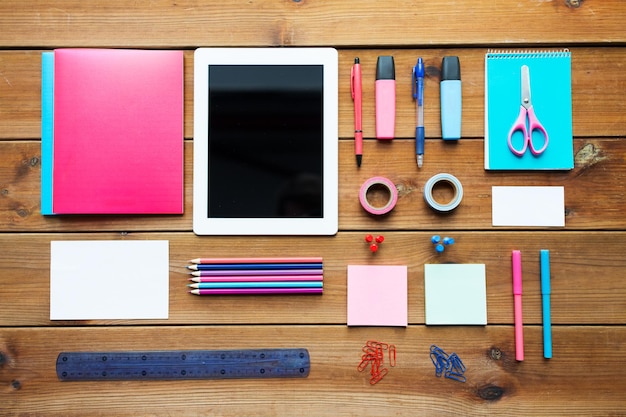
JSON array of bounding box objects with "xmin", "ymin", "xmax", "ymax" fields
[{"xmin": 1, "ymin": 1, "xmax": 625, "ymax": 415}]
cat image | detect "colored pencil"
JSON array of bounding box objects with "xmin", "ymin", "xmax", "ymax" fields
[
  {"xmin": 189, "ymin": 257, "xmax": 322, "ymax": 264},
  {"xmin": 189, "ymin": 275, "xmax": 323, "ymax": 283},
  {"xmin": 190, "ymin": 269, "xmax": 323, "ymax": 277},
  {"xmin": 187, "ymin": 263, "xmax": 322, "ymax": 271},
  {"xmin": 188, "ymin": 281, "xmax": 323, "ymax": 289},
  {"xmin": 189, "ymin": 288, "xmax": 323, "ymax": 295}
]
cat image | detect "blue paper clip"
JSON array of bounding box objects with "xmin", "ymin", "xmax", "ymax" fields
[
  {"xmin": 429, "ymin": 345, "xmax": 449, "ymax": 377},
  {"xmin": 444, "ymin": 353, "xmax": 467, "ymax": 382},
  {"xmin": 429, "ymin": 345, "xmax": 466, "ymax": 383}
]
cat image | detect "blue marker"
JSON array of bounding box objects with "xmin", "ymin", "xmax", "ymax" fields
[
  {"xmin": 540, "ymin": 249, "xmax": 552, "ymax": 359},
  {"xmin": 440, "ymin": 56, "xmax": 462, "ymax": 140},
  {"xmin": 412, "ymin": 58, "xmax": 425, "ymax": 167}
]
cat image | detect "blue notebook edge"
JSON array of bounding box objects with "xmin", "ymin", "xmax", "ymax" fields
[
  {"xmin": 41, "ymin": 52, "xmax": 55, "ymax": 215},
  {"xmin": 484, "ymin": 50, "xmax": 573, "ymax": 171},
  {"xmin": 484, "ymin": 53, "xmax": 490, "ymax": 170}
]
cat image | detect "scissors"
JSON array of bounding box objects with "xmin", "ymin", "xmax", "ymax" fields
[{"xmin": 507, "ymin": 65, "xmax": 549, "ymax": 156}]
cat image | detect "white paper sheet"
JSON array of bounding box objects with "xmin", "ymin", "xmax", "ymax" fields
[
  {"xmin": 50, "ymin": 240, "xmax": 169, "ymax": 320},
  {"xmin": 492, "ymin": 186, "xmax": 565, "ymax": 227}
]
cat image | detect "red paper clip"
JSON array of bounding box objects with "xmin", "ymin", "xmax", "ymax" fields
[
  {"xmin": 370, "ymin": 367, "xmax": 388, "ymax": 385},
  {"xmin": 357, "ymin": 356, "xmax": 370, "ymax": 372},
  {"xmin": 357, "ymin": 340, "xmax": 397, "ymax": 385},
  {"xmin": 388, "ymin": 344, "xmax": 397, "ymax": 367}
]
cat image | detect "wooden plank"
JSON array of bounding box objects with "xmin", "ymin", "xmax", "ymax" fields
[
  {"xmin": 0, "ymin": 1, "xmax": 624, "ymax": 48},
  {"xmin": 2, "ymin": 325, "xmax": 626, "ymax": 416},
  {"xmin": 1, "ymin": 231, "xmax": 625, "ymax": 326},
  {"xmin": 0, "ymin": 52, "xmax": 43, "ymax": 139},
  {"xmin": 1, "ymin": 138, "xmax": 624, "ymax": 232},
  {"xmin": 1, "ymin": 48, "xmax": 625, "ymax": 140}
]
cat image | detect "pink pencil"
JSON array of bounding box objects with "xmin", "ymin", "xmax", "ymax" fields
[
  {"xmin": 189, "ymin": 275, "xmax": 323, "ymax": 283},
  {"xmin": 190, "ymin": 269, "xmax": 323, "ymax": 277},
  {"xmin": 189, "ymin": 288, "xmax": 323, "ymax": 295},
  {"xmin": 188, "ymin": 257, "xmax": 323, "ymax": 264},
  {"xmin": 512, "ymin": 250, "xmax": 524, "ymax": 361}
]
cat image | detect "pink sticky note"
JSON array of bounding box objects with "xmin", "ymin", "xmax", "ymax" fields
[{"xmin": 347, "ymin": 265, "xmax": 407, "ymax": 327}]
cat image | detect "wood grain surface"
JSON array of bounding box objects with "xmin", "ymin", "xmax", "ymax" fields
[{"xmin": 1, "ymin": 1, "xmax": 625, "ymax": 416}]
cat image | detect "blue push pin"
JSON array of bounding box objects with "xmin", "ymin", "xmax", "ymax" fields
[
  {"xmin": 443, "ymin": 237, "xmax": 455, "ymax": 246},
  {"xmin": 431, "ymin": 235, "xmax": 445, "ymax": 252},
  {"xmin": 432, "ymin": 235, "xmax": 454, "ymax": 252}
]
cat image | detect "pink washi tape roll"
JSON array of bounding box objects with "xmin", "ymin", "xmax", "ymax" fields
[{"xmin": 359, "ymin": 176, "xmax": 398, "ymax": 215}]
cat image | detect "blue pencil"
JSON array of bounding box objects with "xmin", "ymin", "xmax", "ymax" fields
[
  {"xmin": 540, "ymin": 249, "xmax": 552, "ymax": 359},
  {"xmin": 187, "ymin": 263, "xmax": 323, "ymax": 271},
  {"xmin": 188, "ymin": 281, "xmax": 323, "ymax": 289}
]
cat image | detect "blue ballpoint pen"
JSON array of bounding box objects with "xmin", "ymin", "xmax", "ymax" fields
[{"xmin": 412, "ymin": 58, "xmax": 425, "ymax": 167}]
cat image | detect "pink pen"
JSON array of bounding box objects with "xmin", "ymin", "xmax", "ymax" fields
[{"xmin": 512, "ymin": 250, "xmax": 524, "ymax": 361}]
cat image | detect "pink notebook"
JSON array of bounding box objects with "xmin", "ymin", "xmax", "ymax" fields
[{"xmin": 52, "ymin": 49, "xmax": 183, "ymax": 214}]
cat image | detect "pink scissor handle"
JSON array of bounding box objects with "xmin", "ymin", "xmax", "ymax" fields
[
  {"xmin": 525, "ymin": 106, "xmax": 549, "ymax": 155},
  {"xmin": 508, "ymin": 105, "xmax": 529, "ymax": 156},
  {"xmin": 507, "ymin": 105, "xmax": 549, "ymax": 156}
]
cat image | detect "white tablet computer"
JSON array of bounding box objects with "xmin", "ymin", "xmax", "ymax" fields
[{"xmin": 193, "ymin": 48, "xmax": 338, "ymax": 235}]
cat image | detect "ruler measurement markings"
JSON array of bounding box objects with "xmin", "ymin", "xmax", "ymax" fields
[{"xmin": 57, "ymin": 348, "xmax": 310, "ymax": 381}]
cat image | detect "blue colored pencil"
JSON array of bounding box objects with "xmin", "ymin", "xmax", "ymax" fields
[{"xmin": 188, "ymin": 281, "xmax": 323, "ymax": 289}]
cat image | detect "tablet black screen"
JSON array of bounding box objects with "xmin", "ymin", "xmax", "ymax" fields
[{"xmin": 207, "ymin": 65, "xmax": 324, "ymax": 219}]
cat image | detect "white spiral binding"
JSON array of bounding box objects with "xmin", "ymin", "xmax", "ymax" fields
[{"xmin": 486, "ymin": 49, "xmax": 570, "ymax": 59}]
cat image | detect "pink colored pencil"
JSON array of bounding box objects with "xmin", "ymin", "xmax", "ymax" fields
[
  {"xmin": 189, "ymin": 275, "xmax": 323, "ymax": 283},
  {"xmin": 189, "ymin": 288, "xmax": 323, "ymax": 295},
  {"xmin": 188, "ymin": 257, "xmax": 323, "ymax": 264},
  {"xmin": 190, "ymin": 269, "xmax": 323, "ymax": 277}
]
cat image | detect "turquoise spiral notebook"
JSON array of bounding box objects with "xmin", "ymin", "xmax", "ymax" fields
[{"xmin": 484, "ymin": 49, "xmax": 573, "ymax": 170}]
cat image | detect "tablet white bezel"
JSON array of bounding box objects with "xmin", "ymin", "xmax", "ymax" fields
[{"xmin": 193, "ymin": 47, "xmax": 338, "ymax": 235}]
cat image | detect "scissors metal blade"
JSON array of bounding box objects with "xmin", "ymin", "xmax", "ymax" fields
[{"xmin": 521, "ymin": 65, "xmax": 531, "ymax": 109}]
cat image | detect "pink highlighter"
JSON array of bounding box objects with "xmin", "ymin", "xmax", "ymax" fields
[{"xmin": 375, "ymin": 56, "xmax": 396, "ymax": 139}]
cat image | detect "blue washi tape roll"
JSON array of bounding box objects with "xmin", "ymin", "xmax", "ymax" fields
[{"xmin": 423, "ymin": 173, "xmax": 463, "ymax": 212}]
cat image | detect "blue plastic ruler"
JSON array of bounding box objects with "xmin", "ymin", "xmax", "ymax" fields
[{"xmin": 56, "ymin": 348, "xmax": 310, "ymax": 381}]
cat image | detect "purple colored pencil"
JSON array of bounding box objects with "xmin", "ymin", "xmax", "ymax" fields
[
  {"xmin": 189, "ymin": 275, "xmax": 323, "ymax": 283},
  {"xmin": 187, "ymin": 263, "xmax": 322, "ymax": 271},
  {"xmin": 190, "ymin": 269, "xmax": 323, "ymax": 277},
  {"xmin": 189, "ymin": 288, "xmax": 323, "ymax": 295}
]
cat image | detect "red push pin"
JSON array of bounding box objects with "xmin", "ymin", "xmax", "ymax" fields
[{"xmin": 365, "ymin": 234, "xmax": 384, "ymax": 253}]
